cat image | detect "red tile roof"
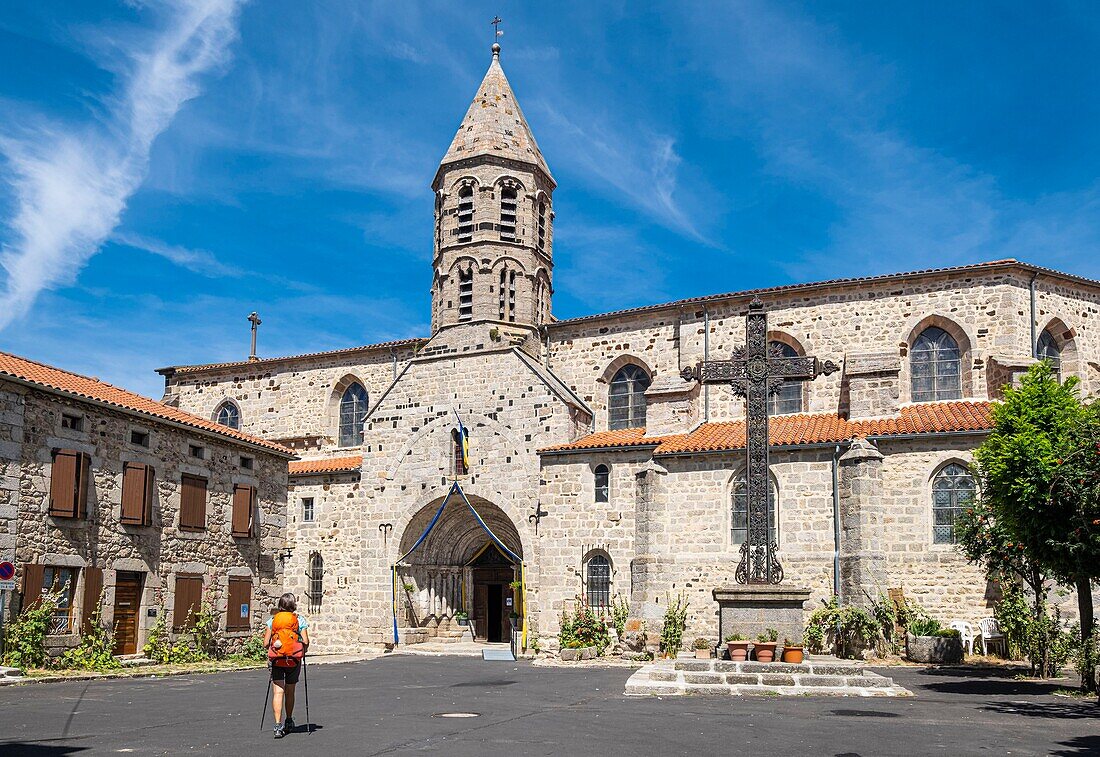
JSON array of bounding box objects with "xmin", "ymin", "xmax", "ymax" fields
[
  {"xmin": 0, "ymin": 351, "xmax": 294, "ymax": 456},
  {"xmin": 159, "ymin": 338, "xmax": 427, "ymax": 376},
  {"xmin": 539, "ymin": 401, "xmax": 994, "ymax": 456},
  {"xmin": 288, "ymin": 455, "xmax": 363, "ymax": 476}
]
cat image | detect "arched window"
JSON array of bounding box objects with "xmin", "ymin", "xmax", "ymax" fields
[
  {"xmin": 499, "ymin": 186, "xmax": 517, "ymax": 240},
  {"xmin": 932, "ymin": 463, "xmax": 975, "ymax": 545},
  {"xmin": 911, "ymin": 326, "xmax": 962, "ymax": 402},
  {"xmin": 1036, "ymin": 329, "xmax": 1061, "ymax": 380},
  {"xmin": 215, "ymin": 401, "xmax": 240, "ymax": 429},
  {"xmin": 338, "ymin": 383, "xmax": 369, "ymax": 447},
  {"xmin": 767, "ymin": 342, "xmax": 803, "ymax": 415},
  {"xmin": 594, "ymin": 464, "xmax": 610, "ymax": 503},
  {"xmin": 308, "ymin": 552, "xmax": 324, "ymax": 612},
  {"xmin": 457, "ymin": 186, "xmax": 474, "ymax": 242},
  {"xmin": 584, "ymin": 553, "xmax": 611, "ymax": 612},
  {"xmin": 609, "ymin": 364, "xmax": 650, "ymax": 430},
  {"xmin": 730, "ymin": 474, "xmax": 778, "ymax": 548}
]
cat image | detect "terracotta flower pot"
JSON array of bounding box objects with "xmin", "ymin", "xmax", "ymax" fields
[
  {"xmin": 727, "ymin": 641, "xmax": 750, "ymax": 661},
  {"xmin": 695, "ymin": 648, "xmax": 711, "ymax": 659},
  {"xmin": 781, "ymin": 646, "xmax": 804, "ymax": 664},
  {"xmin": 754, "ymin": 642, "xmax": 778, "ymax": 662}
]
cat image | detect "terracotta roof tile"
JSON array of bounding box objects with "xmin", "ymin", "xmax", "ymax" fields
[
  {"xmin": 288, "ymin": 455, "xmax": 363, "ymax": 476},
  {"xmin": 0, "ymin": 351, "xmax": 294, "ymax": 456},
  {"xmin": 539, "ymin": 402, "xmax": 994, "ymax": 456},
  {"xmin": 160, "ymin": 338, "xmax": 427, "ymax": 376}
]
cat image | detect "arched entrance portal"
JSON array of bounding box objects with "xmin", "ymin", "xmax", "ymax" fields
[{"xmin": 397, "ymin": 493, "xmax": 522, "ymax": 643}]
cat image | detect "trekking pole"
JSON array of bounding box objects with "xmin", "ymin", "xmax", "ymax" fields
[
  {"xmin": 302, "ymin": 657, "xmax": 311, "ymax": 735},
  {"xmin": 259, "ymin": 664, "xmax": 272, "ymax": 731}
]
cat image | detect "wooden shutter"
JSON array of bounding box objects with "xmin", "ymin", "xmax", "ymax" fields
[
  {"xmin": 179, "ymin": 475, "xmax": 207, "ymax": 531},
  {"xmin": 231, "ymin": 484, "xmax": 254, "ymax": 538},
  {"xmin": 49, "ymin": 449, "xmax": 79, "ymax": 517},
  {"xmin": 75, "ymin": 452, "xmax": 90, "ymax": 518},
  {"xmin": 226, "ymin": 576, "xmax": 252, "ymax": 631},
  {"xmin": 173, "ymin": 574, "xmax": 202, "ymax": 631},
  {"xmin": 21, "ymin": 563, "xmax": 44, "ymax": 611},
  {"xmin": 121, "ymin": 463, "xmax": 154, "ymax": 525},
  {"xmin": 81, "ymin": 566, "xmax": 104, "ymax": 633}
]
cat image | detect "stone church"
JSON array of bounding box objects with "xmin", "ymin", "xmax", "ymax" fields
[{"xmin": 157, "ymin": 44, "xmax": 1099, "ymax": 654}]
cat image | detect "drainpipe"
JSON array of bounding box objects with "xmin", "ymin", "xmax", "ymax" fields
[
  {"xmin": 703, "ymin": 305, "xmax": 710, "ymax": 422},
  {"xmin": 832, "ymin": 443, "xmax": 842, "ymax": 600},
  {"xmin": 1029, "ymin": 273, "xmax": 1039, "ymax": 358}
]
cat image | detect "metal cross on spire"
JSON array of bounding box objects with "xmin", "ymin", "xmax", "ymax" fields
[
  {"xmin": 247, "ymin": 311, "xmax": 262, "ymax": 362},
  {"xmin": 682, "ymin": 297, "xmax": 840, "ymax": 584},
  {"xmin": 491, "ymin": 16, "xmax": 503, "ymax": 44}
]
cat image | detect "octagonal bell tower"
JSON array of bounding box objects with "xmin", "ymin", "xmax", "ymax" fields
[{"xmin": 430, "ymin": 43, "xmax": 556, "ymax": 336}]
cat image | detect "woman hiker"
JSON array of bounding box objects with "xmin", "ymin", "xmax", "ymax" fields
[{"xmin": 263, "ymin": 592, "xmax": 310, "ymax": 738}]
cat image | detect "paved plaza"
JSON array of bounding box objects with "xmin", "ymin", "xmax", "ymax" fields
[{"xmin": 0, "ymin": 656, "xmax": 1095, "ymax": 756}]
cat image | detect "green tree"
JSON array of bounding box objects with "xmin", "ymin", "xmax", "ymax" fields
[{"xmin": 972, "ymin": 362, "xmax": 1098, "ymax": 693}]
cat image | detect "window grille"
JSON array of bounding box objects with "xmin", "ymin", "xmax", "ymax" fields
[
  {"xmin": 458, "ymin": 269, "xmax": 474, "ymax": 321},
  {"xmin": 1036, "ymin": 329, "xmax": 1061, "ymax": 380},
  {"xmin": 43, "ymin": 566, "xmax": 78, "ymax": 634},
  {"xmin": 585, "ymin": 554, "xmax": 611, "ymax": 613},
  {"xmin": 932, "ymin": 463, "xmax": 975, "ymax": 544},
  {"xmin": 308, "ymin": 552, "xmax": 324, "ymax": 612},
  {"xmin": 594, "ymin": 465, "xmax": 610, "ymax": 503},
  {"xmin": 911, "ymin": 326, "xmax": 962, "ymax": 402},
  {"xmin": 767, "ymin": 342, "xmax": 804, "ymax": 415},
  {"xmin": 730, "ymin": 474, "xmax": 778, "ymax": 548},
  {"xmin": 457, "ymin": 187, "xmax": 474, "ymax": 242},
  {"xmin": 215, "ymin": 401, "xmax": 240, "ymax": 429},
  {"xmin": 499, "ymin": 187, "xmax": 517, "ymax": 240},
  {"xmin": 339, "ymin": 383, "xmax": 369, "ymax": 447},
  {"xmin": 608, "ymin": 365, "xmax": 650, "ymax": 430}
]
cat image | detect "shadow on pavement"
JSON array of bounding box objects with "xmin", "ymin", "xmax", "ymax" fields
[
  {"xmin": 286, "ymin": 723, "xmax": 324, "ymax": 735},
  {"xmin": 1050, "ymin": 734, "xmax": 1100, "ymax": 755},
  {"xmin": 915, "ymin": 663, "xmax": 1035, "ymax": 679},
  {"xmin": 0, "ymin": 745, "xmax": 89, "ymax": 756},
  {"xmin": 982, "ymin": 700, "xmax": 1099, "ymax": 720}
]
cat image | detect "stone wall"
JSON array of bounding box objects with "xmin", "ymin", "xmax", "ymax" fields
[{"xmin": 0, "ymin": 380, "xmax": 288, "ymax": 654}]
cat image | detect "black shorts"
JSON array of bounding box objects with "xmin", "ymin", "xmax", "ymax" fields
[{"xmin": 270, "ymin": 661, "xmax": 301, "ymax": 685}]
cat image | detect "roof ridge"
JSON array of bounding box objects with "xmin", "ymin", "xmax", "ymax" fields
[{"xmin": 0, "ymin": 350, "xmax": 120, "ymax": 389}]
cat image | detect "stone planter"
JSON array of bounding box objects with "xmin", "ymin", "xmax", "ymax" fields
[
  {"xmin": 695, "ymin": 648, "xmax": 712, "ymax": 659},
  {"xmin": 906, "ymin": 633, "xmax": 963, "ymax": 664},
  {"xmin": 559, "ymin": 645, "xmax": 597, "ymax": 661},
  {"xmin": 726, "ymin": 641, "xmax": 750, "ymax": 661},
  {"xmin": 753, "ymin": 642, "xmax": 778, "ymax": 663}
]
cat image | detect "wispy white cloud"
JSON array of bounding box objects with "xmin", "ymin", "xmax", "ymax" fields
[
  {"xmin": 112, "ymin": 231, "xmax": 243, "ymax": 278},
  {"xmin": 0, "ymin": 0, "xmax": 243, "ymax": 330}
]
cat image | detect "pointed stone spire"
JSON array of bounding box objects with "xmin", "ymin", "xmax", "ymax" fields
[{"xmin": 436, "ymin": 43, "xmax": 553, "ymax": 183}]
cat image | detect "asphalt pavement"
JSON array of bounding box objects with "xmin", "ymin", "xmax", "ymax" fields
[{"xmin": 0, "ymin": 656, "xmax": 1096, "ymax": 756}]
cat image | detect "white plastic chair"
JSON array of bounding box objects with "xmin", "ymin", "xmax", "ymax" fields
[
  {"xmin": 978, "ymin": 617, "xmax": 1006, "ymax": 656},
  {"xmin": 948, "ymin": 620, "xmax": 976, "ymax": 655}
]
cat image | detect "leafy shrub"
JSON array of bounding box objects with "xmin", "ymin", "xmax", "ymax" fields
[
  {"xmin": 232, "ymin": 633, "xmax": 268, "ymax": 662},
  {"xmin": 757, "ymin": 628, "xmax": 778, "ymax": 643},
  {"xmin": 804, "ymin": 597, "xmax": 881, "ymax": 658},
  {"xmin": 725, "ymin": 633, "xmax": 745, "ymax": 642},
  {"xmin": 907, "ymin": 616, "xmax": 943, "ymax": 637},
  {"xmin": 994, "ymin": 582, "xmax": 1032, "ymax": 660},
  {"xmin": 59, "ymin": 591, "xmax": 121, "ymax": 671},
  {"xmin": 933, "ymin": 629, "xmax": 961, "ymax": 639},
  {"xmin": 692, "ymin": 637, "xmax": 711, "ymax": 650},
  {"xmin": 1, "ymin": 591, "xmax": 63, "ymax": 670},
  {"xmin": 609, "ymin": 593, "xmax": 630, "ymax": 639},
  {"xmin": 142, "ymin": 610, "xmax": 207, "ymax": 664},
  {"xmin": 558, "ymin": 597, "xmax": 609, "ymax": 654},
  {"xmin": 659, "ymin": 592, "xmax": 689, "ymax": 656}
]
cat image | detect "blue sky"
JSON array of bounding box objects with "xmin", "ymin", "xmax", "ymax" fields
[{"xmin": 1, "ymin": 1, "xmax": 1098, "ymax": 398}]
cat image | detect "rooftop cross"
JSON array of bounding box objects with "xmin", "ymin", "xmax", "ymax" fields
[
  {"xmin": 248, "ymin": 311, "xmax": 262, "ymax": 362},
  {"xmin": 682, "ymin": 297, "xmax": 840, "ymax": 584},
  {"xmin": 491, "ymin": 16, "xmax": 503, "ymax": 56}
]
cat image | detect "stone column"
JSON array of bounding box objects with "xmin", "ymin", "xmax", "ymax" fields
[
  {"xmin": 630, "ymin": 462, "xmax": 666, "ymax": 625},
  {"xmin": 838, "ymin": 438, "xmax": 887, "ymax": 609}
]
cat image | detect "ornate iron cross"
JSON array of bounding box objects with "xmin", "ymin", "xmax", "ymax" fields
[{"xmin": 681, "ymin": 297, "xmax": 839, "ymax": 584}]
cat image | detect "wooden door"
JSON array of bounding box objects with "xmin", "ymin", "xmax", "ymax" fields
[
  {"xmin": 113, "ymin": 572, "xmax": 143, "ymax": 655},
  {"xmin": 472, "ymin": 581, "xmax": 488, "ymax": 641}
]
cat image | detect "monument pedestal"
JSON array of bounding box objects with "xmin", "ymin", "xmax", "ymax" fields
[{"xmin": 714, "ymin": 586, "xmax": 811, "ymax": 644}]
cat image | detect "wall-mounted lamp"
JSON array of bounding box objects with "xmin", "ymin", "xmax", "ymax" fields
[{"xmin": 277, "ymin": 545, "xmax": 294, "ymax": 562}]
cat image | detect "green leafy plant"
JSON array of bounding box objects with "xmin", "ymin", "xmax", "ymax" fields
[
  {"xmin": 907, "ymin": 616, "xmax": 943, "ymax": 637},
  {"xmin": 995, "ymin": 582, "xmax": 1032, "ymax": 660},
  {"xmin": 804, "ymin": 596, "xmax": 880, "ymax": 658},
  {"xmin": 725, "ymin": 633, "xmax": 745, "ymax": 642},
  {"xmin": 558, "ymin": 597, "xmax": 610, "ymax": 654},
  {"xmin": 454, "ymin": 610, "xmax": 468, "ymax": 621},
  {"xmin": 609, "ymin": 593, "xmax": 630, "ymax": 639},
  {"xmin": 659, "ymin": 592, "xmax": 689, "ymax": 656},
  {"xmin": 59, "ymin": 590, "xmax": 121, "ymax": 671},
  {"xmin": 804, "ymin": 623, "xmax": 825, "ymax": 653},
  {"xmin": 231, "ymin": 633, "xmax": 268, "ymax": 662},
  {"xmin": 692, "ymin": 637, "xmax": 711, "ymax": 650},
  {"xmin": 2, "ymin": 590, "xmax": 64, "ymax": 670},
  {"xmin": 783, "ymin": 637, "xmax": 802, "ymax": 647},
  {"xmin": 509, "ymin": 580, "xmax": 523, "ymax": 591}
]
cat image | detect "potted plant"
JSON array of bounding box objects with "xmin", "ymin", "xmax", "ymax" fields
[
  {"xmin": 781, "ymin": 637, "xmax": 804, "ymax": 664},
  {"xmin": 692, "ymin": 638, "xmax": 712, "ymax": 659},
  {"xmin": 725, "ymin": 633, "xmax": 750, "ymax": 661},
  {"xmin": 754, "ymin": 628, "xmax": 779, "ymax": 663},
  {"xmin": 454, "ymin": 611, "xmax": 469, "ymax": 626}
]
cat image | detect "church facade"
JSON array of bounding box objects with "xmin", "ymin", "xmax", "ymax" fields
[{"xmin": 158, "ymin": 45, "xmax": 1100, "ymax": 654}]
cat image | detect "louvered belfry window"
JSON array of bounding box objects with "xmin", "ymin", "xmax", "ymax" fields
[
  {"xmin": 457, "ymin": 186, "xmax": 474, "ymax": 242},
  {"xmin": 608, "ymin": 365, "xmax": 650, "ymax": 430},
  {"xmin": 911, "ymin": 326, "xmax": 962, "ymax": 402},
  {"xmin": 499, "ymin": 186, "xmax": 517, "ymax": 240}
]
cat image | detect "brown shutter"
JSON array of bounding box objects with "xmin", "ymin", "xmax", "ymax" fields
[
  {"xmin": 231, "ymin": 484, "xmax": 254, "ymax": 538},
  {"xmin": 143, "ymin": 465, "xmax": 155, "ymax": 526},
  {"xmin": 49, "ymin": 449, "xmax": 78, "ymax": 517},
  {"xmin": 180, "ymin": 475, "xmax": 207, "ymax": 531},
  {"xmin": 81, "ymin": 566, "xmax": 104, "ymax": 633},
  {"xmin": 226, "ymin": 576, "xmax": 252, "ymax": 630},
  {"xmin": 21, "ymin": 563, "xmax": 44, "ymax": 611},
  {"xmin": 173, "ymin": 574, "xmax": 202, "ymax": 631},
  {"xmin": 75, "ymin": 452, "xmax": 90, "ymax": 519},
  {"xmin": 121, "ymin": 463, "xmax": 150, "ymax": 525}
]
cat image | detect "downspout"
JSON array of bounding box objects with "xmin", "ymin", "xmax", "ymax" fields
[
  {"xmin": 703, "ymin": 305, "xmax": 710, "ymax": 422},
  {"xmin": 1029, "ymin": 272, "xmax": 1039, "ymax": 358},
  {"xmin": 832, "ymin": 443, "xmax": 842, "ymax": 600}
]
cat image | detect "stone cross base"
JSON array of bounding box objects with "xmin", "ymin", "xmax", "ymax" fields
[{"xmin": 714, "ymin": 586, "xmax": 812, "ymax": 644}]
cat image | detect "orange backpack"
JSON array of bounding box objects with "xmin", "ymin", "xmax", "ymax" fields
[{"xmin": 268, "ymin": 611, "xmax": 305, "ymax": 666}]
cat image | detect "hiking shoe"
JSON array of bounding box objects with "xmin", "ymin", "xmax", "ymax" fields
[
  {"xmin": 284, "ymin": 717, "xmax": 295, "ymax": 732},
  {"xmin": 273, "ymin": 723, "xmax": 285, "ymax": 739}
]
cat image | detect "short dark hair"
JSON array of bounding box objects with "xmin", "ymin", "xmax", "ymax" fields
[{"xmin": 277, "ymin": 593, "xmax": 297, "ymax": 613}]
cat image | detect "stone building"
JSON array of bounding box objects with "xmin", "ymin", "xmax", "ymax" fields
[
  {"xmin": 158, "ymin": 44, "xmax": 1099, "ymax": 653},
  {"xmin": 0, "ymin": 352, "xmax": 293, "ymax": 657}
]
